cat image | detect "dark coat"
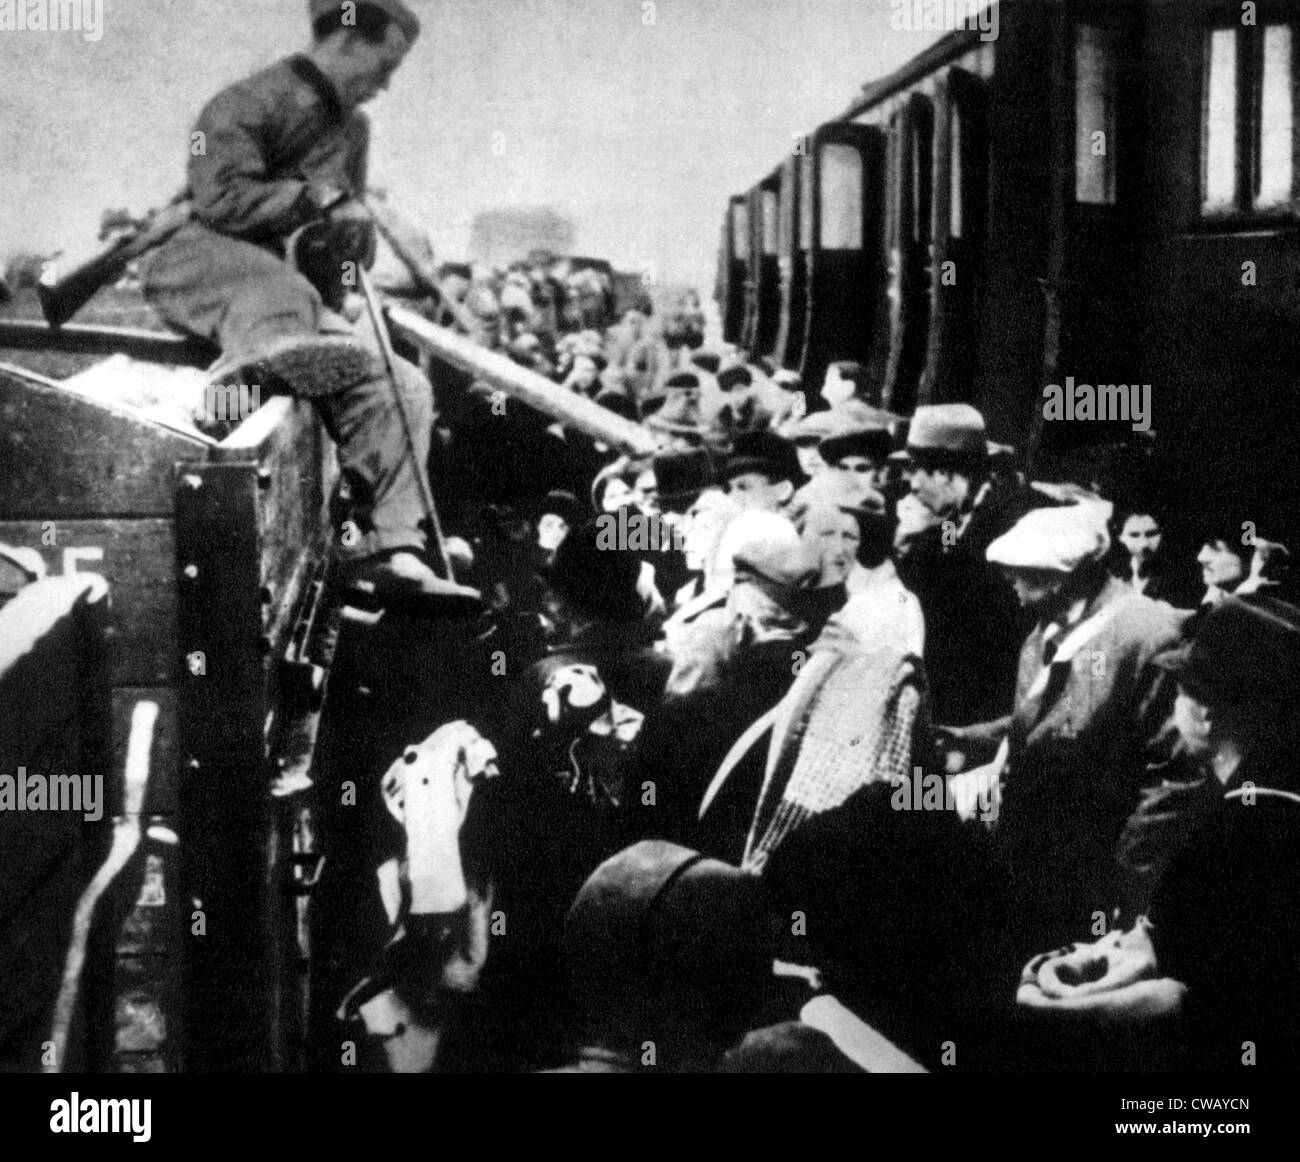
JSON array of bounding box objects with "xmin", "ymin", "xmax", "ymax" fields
[
  {"xmin": 626, "ymin": 640, "xmax": 800, "ymax": 847},
  {"xmin": 894, "ymin": 499, "xmax": 1025, "ymax": 727},
  {"xmin": 1149, "ymin": 753, "xmax": 1300, "ymax": 1071}
]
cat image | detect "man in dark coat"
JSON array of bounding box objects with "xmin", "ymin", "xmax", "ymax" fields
[
  {"xmin": 140, "ymin": 1, "xmax": 475, "ymax": 602},
  {"xmin": 892, "ymin": 404, "xmax": 1026, "ymax": 727}
]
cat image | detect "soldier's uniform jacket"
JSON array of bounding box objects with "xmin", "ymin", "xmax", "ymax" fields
[
  {"xmin": 188, "ymin": 54, "xmax": 369, "ymax": 249},
  {"xmin": 141, "ymin": 54, "xmax": 375, "ymax": 355}
]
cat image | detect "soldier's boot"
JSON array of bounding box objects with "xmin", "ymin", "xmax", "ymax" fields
[
  {"xmin": 342, "ymin": 550, "xmax": 483, "ymax": 610},
  {"xmin": 208, "ymin": 333, "xmax": 384, "ymax": 398}
]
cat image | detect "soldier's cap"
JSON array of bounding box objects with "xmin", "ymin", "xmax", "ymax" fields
[
  {"xmin": 1157, "ymin": 594, "xmax": 1300, "ymax": 710},
  {"xmin": 986, "ymin": 501, "xmax": 1112, "ymax": 573},
  {"xmin": 889, "ymin": 402, "xmax": 993, "ymax": 467},
  {"xmin": 716, "ymin": 364, "xmax": 754, "ymax": 393},
  {"xmin": 690, "ymin": 351, "xmax": 723, "ymax": 375},
  {"xmin": 310, "ymin": 0, "xmax": 421, "ymax": 42}
]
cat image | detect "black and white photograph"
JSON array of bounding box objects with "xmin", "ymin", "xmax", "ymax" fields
[{"xmin": 0, "ymin": 0, "xmax": 1296, "ymax": 1130}]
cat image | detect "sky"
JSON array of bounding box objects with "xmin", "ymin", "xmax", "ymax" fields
[{"xmin": 0, "ymin": 0, "xmax": 944, "ymax": 289}]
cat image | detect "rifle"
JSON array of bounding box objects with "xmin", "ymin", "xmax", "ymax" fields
[{"xmin": 38, "ymin": 198, "xmax": 194, "ymax": 328}]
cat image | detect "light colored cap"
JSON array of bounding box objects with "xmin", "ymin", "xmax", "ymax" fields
[
  {"xmin": 986, "ymin": 503, "xmax": 1112, "ymax": 573},
  {"xmin": 720, "ymin": 510, "xmax": 817, "ymax": 589}
]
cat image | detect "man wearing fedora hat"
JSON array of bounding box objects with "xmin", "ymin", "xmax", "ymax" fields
[
  {"xmin": 892, "ymin": 403, "xmax": 1025, "ymax": 727},
  {"xmin": 138, "ymin": 2, "xmax": 480, "ymax": 604}
]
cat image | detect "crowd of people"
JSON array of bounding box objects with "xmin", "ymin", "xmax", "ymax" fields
[{"xmin": 336, "ymin": 287, "xmax": 1300, "ymax": 1074}]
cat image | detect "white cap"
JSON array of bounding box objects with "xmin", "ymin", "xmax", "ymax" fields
[
  {"xmin": 719, "ymin": 511, "xmax": 816, "ymax": 588},
  {"xmin": 986, "ymin": 502, "xmax": 1112, "ymax": 573}
]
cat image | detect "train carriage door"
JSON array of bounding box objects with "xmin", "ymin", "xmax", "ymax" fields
[
  {"xmin": 774, "ymin": 154, "xmax": 807, "ymax": 369},
  {"xmin": 1049, "ymin": 9, "xmax": 1140, "ymax": 453},
  {"xmin": 755, "ymin": 170, "xmax": 783, "ymax": 357},
  {"xmin": 879, "ymin": 92, "xmax": 935, "ymax": 416},
  {"xmin": 800, "ymin": 123, "xmax": 886, "ymax": 403},
  {"xmin": 921, "ymin": 69, "xmax": 990, "ymax": 405}
]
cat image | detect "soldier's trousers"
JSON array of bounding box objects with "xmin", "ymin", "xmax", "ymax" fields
[{"xmin": 140, "ymin": 222, "xmax": 431, "ymax": 561}]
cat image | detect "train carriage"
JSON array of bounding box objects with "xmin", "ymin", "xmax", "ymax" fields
[{"xmin": 718, "ymin": 0, "xmax": 1300, "ymax": 535}]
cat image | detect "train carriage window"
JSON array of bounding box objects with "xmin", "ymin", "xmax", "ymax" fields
[
  {"xmin": 762, "ymin": 188, "xmax": 780, "ymax": 255},
  {"xmin": 1203, "ymin": 28, "xmax": 1239, "ymax": 210},
  {"xmin": 1258, "ymin": 24, "xmax": 1295, "ymax": 209},
  {"xmin": 1076, "ymin": 25, "xmax": 1119, "ymax": 205},
  {"xmin": 821, "ymin": 144, "xmax": 864, "ymax": 250},
  {"xmin": 732, "ymin": 201, "xmax": 750, "ymax": 261},
  {"xmin": 1201, "ymin": 19, "xmax": 1298, "ymax": 216}
]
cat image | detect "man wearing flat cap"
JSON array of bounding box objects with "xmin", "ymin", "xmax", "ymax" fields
[
  {"xmin": 946, "ymin": 501, "xmax": 1191, "ymax": 969},
  {"xmin": 139, "ymin": 2, "xmax": 474, "ymax": 602},
  {"xmin": 892, "ymin": 403, "xmax": 1026, "ymax": 727}
]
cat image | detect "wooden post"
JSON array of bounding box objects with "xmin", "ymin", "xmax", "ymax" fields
[{"xmin": 385, "ymin": 306, "xmax": 661, "ymax": 456}]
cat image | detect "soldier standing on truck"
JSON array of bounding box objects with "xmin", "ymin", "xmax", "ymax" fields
[{"xmin": 140, "ymin": 0, "xmax": 479, "ymax": 603}]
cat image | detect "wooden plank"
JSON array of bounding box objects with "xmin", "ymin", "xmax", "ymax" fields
[
  {"xmin": 0, "ymin": 521, "xmax": 178, "ymax": 686},
  {"xmin": 388, "ymin": 306, "xmax": 660, "ymax": 454},
  {"xmin": 0, "ymin": 368, "xmax": 205, "ymax": 519}
]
